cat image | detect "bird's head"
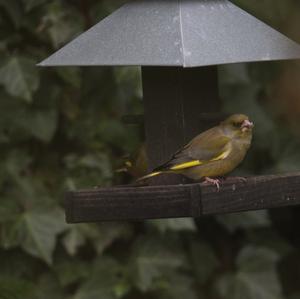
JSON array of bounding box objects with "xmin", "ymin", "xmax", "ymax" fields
[{"xmin": 221, "ymin": 114, "xmax": 254, "ymax": 138}]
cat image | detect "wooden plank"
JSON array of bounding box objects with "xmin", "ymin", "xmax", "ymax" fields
[
  {"xmin": 142, "ymin": 66, "xmax": 221, "ymax": 170},
  {"xmin": 201, "ymin": 173, "xmax": 300, "ymax": 214},
  {"xmin": 65, "ymin": 183, "xmax": 201, "ymax": 222},
  {"xmin": 65, "ymin": 172, "xmax": 300, "ymax": 223}
]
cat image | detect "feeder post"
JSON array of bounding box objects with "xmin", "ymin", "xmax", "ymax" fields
[{"xmin": 142, "ymin": 66, "xmax": 221, "ymax": 170}]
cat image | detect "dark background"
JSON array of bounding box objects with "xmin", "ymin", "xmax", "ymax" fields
[{"xmin": 1, "ymin": 0, "xmax": 300, "ymax": 298}]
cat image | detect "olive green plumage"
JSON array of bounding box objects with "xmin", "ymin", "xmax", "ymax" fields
[
  {"xmin": 140, "ymin": 114, "xmax": 253, "ymax": 181},
  {"xmin": 117, "ymin": 144, "xmax": 148, "ymax": 178}
]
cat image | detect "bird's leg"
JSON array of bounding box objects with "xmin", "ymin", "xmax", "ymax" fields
[{"xmin": 203, "ymin": 177, "xmax": 221, "ymax": 191}]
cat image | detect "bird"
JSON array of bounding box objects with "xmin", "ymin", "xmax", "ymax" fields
[
  {"xmin": 138, "ymin": 114, "xmax": 254, "ymax": 189},
  {"xmin": 116, "ymin": 144, "xmax": 148, "ymax": 179}
]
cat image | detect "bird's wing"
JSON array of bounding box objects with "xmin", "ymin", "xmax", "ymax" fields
[{"xmin": 156, "ymin": 127, "xmax": 232, "ymax": 171}]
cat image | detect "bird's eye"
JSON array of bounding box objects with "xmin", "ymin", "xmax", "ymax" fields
[{"xmin": 233, "ymin": 122, "xmax": 241, "ymax": 128}]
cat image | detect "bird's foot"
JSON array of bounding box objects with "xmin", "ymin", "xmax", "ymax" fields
[{"xmin": 203, "ymin": 177, "xmax": 221, "ymax": 191}]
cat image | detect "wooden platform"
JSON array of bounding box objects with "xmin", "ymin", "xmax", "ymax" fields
[{"xmin": 65, "ymin": 172, "xmax": 300, "ymax": 223}]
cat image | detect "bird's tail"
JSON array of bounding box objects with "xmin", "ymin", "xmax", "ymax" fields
[{"xmin": 136, "ymin": 171, "xmax": 163, "ymax": 182}]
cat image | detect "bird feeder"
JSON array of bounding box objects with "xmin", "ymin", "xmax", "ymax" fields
[{"xmin": 40, "ymin": 0, "xmax": 300, "ymax": 222}]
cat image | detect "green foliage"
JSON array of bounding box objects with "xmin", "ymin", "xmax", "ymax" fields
[
  {"xmin": 0, "ymin": 0, "xmax": 300, "ymax": 298},
  {"xmin": 216, "ymin": 210, "xmax": 271, "ymax": 233},
  {"xmin": 0, "ymin": 56, "xmax": 39, "ymax": 102},
  {"xmin": 216, "ymin": 247, "xmax": 283, "ymax": 299}
]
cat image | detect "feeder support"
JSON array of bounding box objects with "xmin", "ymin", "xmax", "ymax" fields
[{"xmin": 142, "ymin": 66, "xmax": 220, "ymax": 169}]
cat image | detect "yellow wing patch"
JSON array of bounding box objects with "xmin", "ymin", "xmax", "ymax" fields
[
  {"xmin": 170, "ymin": 160, "xmax": 203, "ymax": 170},
  {"xmin": 137, "ymin": 144, "xmax": 232, "ymax": 180},
  {"xmin": 137, "ymin": 171, "xmax": 162, "ymax": 181},
  {"xmin": 170, "ymin": 144, "xmax": 232, "ymax": 171},
  {"xmin": 211, "ymin": 145, "xmax": 232, "ymax": 161},
  {"xmin": 145, "ymin": 171, "xmax": 161, "ymax": 178}
]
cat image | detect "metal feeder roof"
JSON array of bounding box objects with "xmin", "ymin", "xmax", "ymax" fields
[{"xmin": 39, "ymin": 0, "xmax": 300, "ymax": 67}]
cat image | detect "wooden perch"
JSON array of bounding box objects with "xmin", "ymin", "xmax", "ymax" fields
[{"xmin": 65, "ymin": 172, "xmax": 300, "ymax": 223}]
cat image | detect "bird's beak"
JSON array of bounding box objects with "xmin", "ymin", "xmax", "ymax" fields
[{"xmin": 241, "ymin": 119, "xmax": 254, "ymax": 131}]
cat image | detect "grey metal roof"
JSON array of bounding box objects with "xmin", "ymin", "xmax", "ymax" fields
[{"xmin": 39, "ymin": 0, "xmax": 300, "ymax": 67}]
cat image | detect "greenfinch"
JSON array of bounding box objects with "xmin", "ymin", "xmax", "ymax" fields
[
  {"xmin": 139, "ymin": 114, "xmax": 254, "ymax": 189},
  {"xmin": 117, "ymin": 144, "xmax": 148, "ymax": 178}
]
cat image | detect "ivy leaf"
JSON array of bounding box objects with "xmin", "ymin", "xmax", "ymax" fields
[
  {"xmin": 61, "ymin": 224, "xmax": 94, "ymax": 256},
  {"xmin": 55, "ymin": 259, "xmax": 89, "ymax": 287},
  {"xmin": 0, "ymin": 276, "xmax": 35, "ymax": 299},
  {"xmin": 160, "ymin": 273, "xmax": 201, "ymax": 299},
  {"xmin": 0, "ymin": 95, "xmax": 58, "ymax": 142},
  {"xmin": 56, "ymin": 67, "xmax": 81, "ymax": 88},
  {"xmin": 34, "ymin": 274, "xmax": 65, "ymax": 299},
  {"xmin": 22, "ymin": 0, "xmax": 47, "ymax": 12},
  {"xmin": 45, "ymin": 3, "xmax": 83, "ymax": 49},
  {"xmin": 93, "ymin": 223, "xmax": 133, "ymax": 255},
  {"xmin": 130, "ymin": 236, "xmax": 187, "ymax": 292},
  {"xmin": 0, "ymin": 0, "xmax": 23, "ymax": 27},
  {"xmin": 21, "ymin": 209, "xmax": 67, "ymax": 264},
  {"xmin": 3, "ymin": 208, "xmax": 68, "ymax": 265},
  {"xmin": 188, "ymin": 240, "xmax": 219, "ymax": 285},
  {"xmin": 63, "ymin": 223, "xmax": 133, "ymax": 257},
  {"xmin": 149, "ymin": 218, "xmax": 196, "ymax": 233},
  {"xmin": 62, "ymin": 226, "xmax": 87, "ymax": 257},
  {"xmin": 216, "ymin": 210, "xmax": 271, "ymax": 233},
  {"xmin": 0, "ymin": 197, "xmax": 20, "ymax": 222},
  {"xmin": 236, "ymin": 246, "xmax": 280, "ymax": 270},
  {"xmin": 0, "ymin": 56, "xmax": 39, "ymax": 103},
  {"xmin": 17, "ymin": 108, "xmax": 58, "ymax": 142},
  {"xmin": 64, "ymin": 153, "xmax": 113, "ymax": 188},
  {"xmin": 247, "ymin": 229, "xmax": 293, "ymax": 256},
  {"xmin": 74, "ymin": 257, "xmax": 126, "ymax": 299},
  {"xmin": 216, "ymin": 246, "xmax": 283, "ymax": 299},
  {"xmin": 5, "ymin": 149, "xmax": 32, "ymax": 179}
]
